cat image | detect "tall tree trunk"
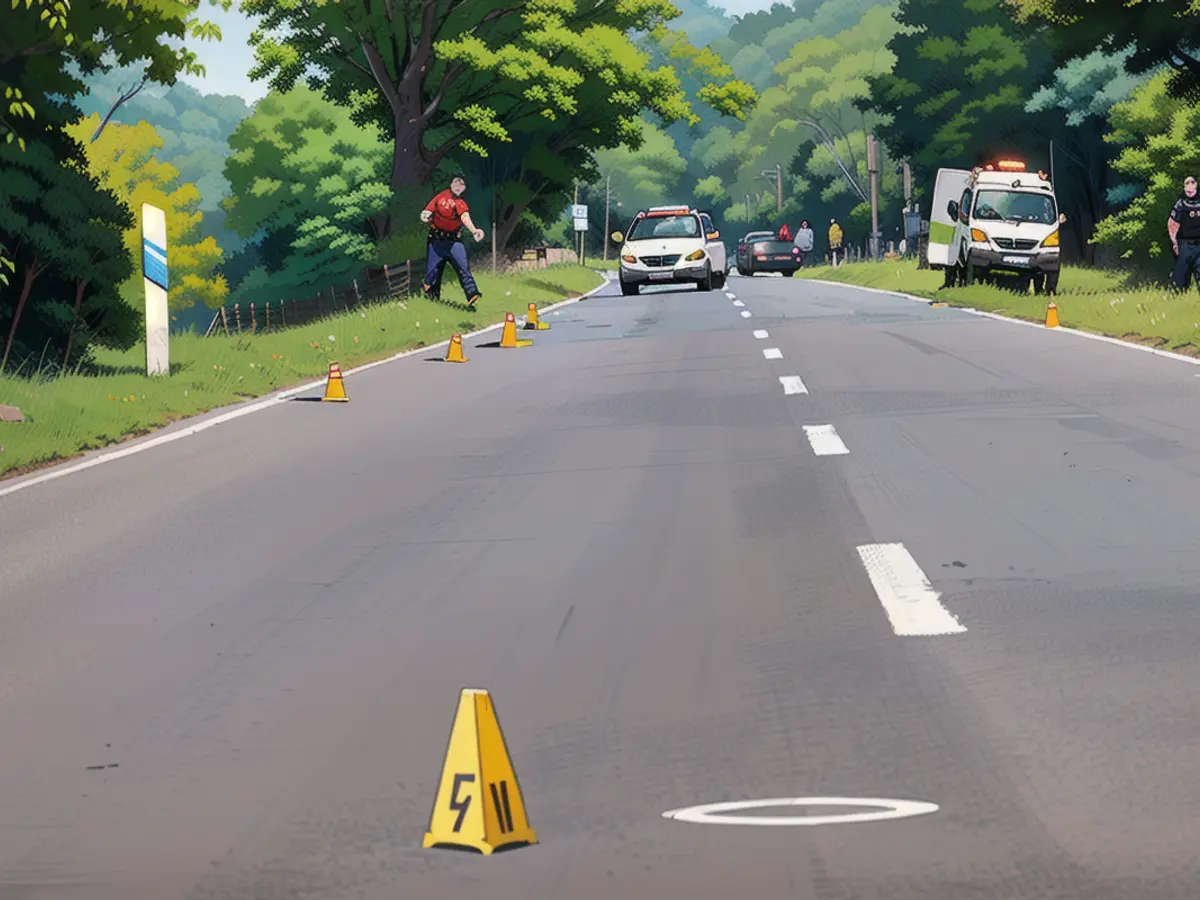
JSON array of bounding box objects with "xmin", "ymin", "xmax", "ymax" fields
[
  {"xmin": 1, "ymin": 256, "xmax": 38, "ymax": 374},
  {"xmin": 63, "ymin": 275, "xmax": 92, "ymax": 369},
  {"xmin": 495, "ymin": 195, "xmax": 540, "ymax": 257},
  {"xmin": 390, "ymin": 110, "xmax": 436, "ymax": 194}
]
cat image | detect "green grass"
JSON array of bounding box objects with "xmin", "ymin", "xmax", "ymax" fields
[
  {"xmin": 795, "ymin": 258, "xmax": 1200, "ymax": 352},
  {"xmin": 589, "ymin": 258, "xmax": 621, "ymax": 271},
  {"xmin": 0, "ymin": 264, "xmax": 603, "ymax": 478}
]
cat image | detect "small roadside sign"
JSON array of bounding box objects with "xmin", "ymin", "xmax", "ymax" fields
[{"xmin": 571, "ymin": 204, "xmax": 588, "ymax": 219}]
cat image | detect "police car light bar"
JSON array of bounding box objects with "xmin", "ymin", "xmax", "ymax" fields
[
  {"xmin": 646, "ymin": 206, "xmax": 692, "ymax": 217},
  {"xmin": 995, "ymin": 159, "xmax": 1025, "ymax": 171}
]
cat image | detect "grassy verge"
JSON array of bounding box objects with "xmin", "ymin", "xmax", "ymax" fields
[
  {"xmin": 795, "ymin": 258, "xmax": 1200, "ymax": 353},
  {"xmin": 0, "ymin": 264, "xmax": 603, "ymax": 479}
]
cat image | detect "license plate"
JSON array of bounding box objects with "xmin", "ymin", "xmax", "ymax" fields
[
  {"xmin": 649, "ymin": 271, "xmax": 673, "ymax": 280},
  {"xmin": 1002, "ymin": 255, "xmax": 1030, "ymax": 266},
  {"xmin": 774, "ymin": 255, "xmax": 792, "ymax": 260}
]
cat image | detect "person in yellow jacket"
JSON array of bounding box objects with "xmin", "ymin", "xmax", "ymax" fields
[{"xmin": 828, "ymin": 218, "xmax": 844, "ymax": 267}]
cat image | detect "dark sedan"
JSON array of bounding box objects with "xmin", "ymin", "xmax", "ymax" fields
[{"xmin": 735, "ymin": 236, "xmax": 802, "ymax": 276}]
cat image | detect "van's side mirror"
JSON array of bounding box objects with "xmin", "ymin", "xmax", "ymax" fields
[
  {"xmin": 611, "ymin": 231, "xmax": 624, "ymax": 243},
  {"xmin": 947, "ymin": 200, "xmax": 958, "ymax": 221},
  {"xmin": 1058, "ymin": 213, "xmax": 1067, "ymax": 225},
  {"xmin": 707, "ymin": 231, "xmax": 720, "ymax": 240}
]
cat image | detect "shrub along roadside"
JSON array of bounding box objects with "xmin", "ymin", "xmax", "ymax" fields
[
  {"xmin": 0, "ymin": 264, "xmax": 604, "ymax": 479},
  {"xmin": 794, "ymin": 259, "xmax": 1200, "ymax": 354}
]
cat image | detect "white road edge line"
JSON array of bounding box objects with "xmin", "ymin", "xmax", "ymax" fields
[
  {"xmin": 802, "ymin": 277, "xmax": 1200, "ymax": 371},
  {"xmin": 779, "ymin": 375, "xmax": 808, "ymax": 395},
  {"xmin": 741, "ymin": 310, "xmax": 753, "ymax": 318},
  {"xmin": 733, "ymin": 300, "xmax": 745, "ymax": 307},
  {"xmin": 753, "ymin": 330, "xmax": 769, "ymax": 339},
  {"xmin": 856, "ymin": 542, "xmax": 966, "ymax": 637},
  {"xmin": 763, "ymin": 348, "xmax": 783, "ymax": 360},
  {"xmin": 0, "ymin": 275, "xmax": 617, "ymax": 501},
  {"xmin": 803, "ymin": 424, "xmax": 849, "ymax": 456}
]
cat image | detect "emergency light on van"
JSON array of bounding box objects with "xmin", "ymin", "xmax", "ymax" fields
[{"xmin": 995, "ymin": 160, "xmax": 1025, "ymax": 172}]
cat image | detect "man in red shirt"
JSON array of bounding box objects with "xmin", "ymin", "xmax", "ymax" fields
[{"xmin": 420, "ymin": 173, "xmax": 485, "ymax": 306}]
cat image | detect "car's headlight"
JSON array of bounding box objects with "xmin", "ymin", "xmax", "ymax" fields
[
  {"xmin": 621, "ymin": 254, "xmax": 636, "ymax": 264},
  {"xmin": 970, "ymin": 228, "xmax": 988, "ymax": 243},
  {"xmin": 1041, "ymin": 230, "xmax": 1059, "ymax": 248},
  {"xmin": 685, "ymin": 248, "xmax": 706, "ymax": 261}
]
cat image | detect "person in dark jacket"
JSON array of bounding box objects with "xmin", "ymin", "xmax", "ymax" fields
[
  {"xmin": 1168, "ymin": 175, "xmax": 1200, "ymax": 291},
  {"xmin": 793, "ymin": 219, "xmax": 814, "ymax": 265},
  {"xmin": 420, "ymin": 172, "xmax": 484, "ymax": 306}
]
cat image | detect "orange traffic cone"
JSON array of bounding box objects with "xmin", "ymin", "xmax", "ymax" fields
[
  {"xmin": 444, "ymin": 333, "xmax": 468, "ymax": 363},
  {"xmin": 322, "ymin": 361, "xmax": 349, "ymax": 401},
  {"xmin": 499, "ymin": 312, "xmax": 534, "ymax": 348},
  {"xmin": 524, "ymin": 302, "xmax": 550, "ymax": 331},
  {"xmin": 1045, "ymin": 301, "xmax": 1059, "ymax": 329}
]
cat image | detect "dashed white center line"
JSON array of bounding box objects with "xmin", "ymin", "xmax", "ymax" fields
[
  {"xmin": 779, "ymin": 375, "xmax": 808, "ymax": 395},
  {"xmin": 753, "ymin": 330, "xmax": 769, "ymax": 339},
  {"xmin": 763, "ymin": 348, "xmax": 783, "ymax": 360},
  {"xmin": 733, "ymin": 300, "xmax": 745, "ymax": 307},
  {"xmin": 726, "ymin": 292, "xmax": 737, "ymax": 299},
  {"xmin": 741, "ymin": 310, "xmax": 752, "ymax": 318},
  {"xmin": 855, "ymin": 543, "xmax": 967, "ymax": 637},
  {"xmin": 803, "ymin": 424, "xmax": 849, "ymax": 456}
]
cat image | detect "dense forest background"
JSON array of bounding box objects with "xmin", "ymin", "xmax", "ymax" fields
[{"xmin": 0, "ymin": 0, "xmax": 1193, "ymax": 371}]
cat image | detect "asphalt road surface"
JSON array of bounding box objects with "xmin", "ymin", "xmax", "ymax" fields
[{"xmin": 4, "ymin": 270, "xmax": 1200, "ymax": 899}]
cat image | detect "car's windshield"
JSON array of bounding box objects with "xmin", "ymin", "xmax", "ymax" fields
[
  {"xmin": 973, "ymin": 190, "xmax": 1057, "ymax": 225},
  {"xmin": 627, "ymin": 214, "xmax": 701, "ymax": 241}
]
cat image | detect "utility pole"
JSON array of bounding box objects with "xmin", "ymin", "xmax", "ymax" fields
[
  {"xmin": 867, "ymin": 135, "xmax": 881, "ymax": 261},
  {"xmin": 903, "ymin": 161, "xmax": 912, "ymax": 210},
  {"xmin": 776, "ymin": 163, "xmax": 782, "ymax": 215},
  {"xmin": 573, "ymin": 180, "xmax": 581, "ymax": 266},
  {"xmin": 603, "ymin": 173, "xmax": 611, "ymax": 262},
  {"xmin": 745, "ymin": 193, "xmax": 750, "ymax": 222}
]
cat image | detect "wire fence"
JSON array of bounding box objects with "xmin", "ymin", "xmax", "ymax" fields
[{"xmin": 204, "ymin": 260, "xmax": 415, "ymax": 337}]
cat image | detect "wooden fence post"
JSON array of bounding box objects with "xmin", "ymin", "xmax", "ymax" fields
[
  {"xmin": 220, "ymin": 306, "xmax": 230, "ymax": 336},
  {"xmin": 234, "ymin": 303, "xmax": 242, "ymax": 335},
  {"xmin": 406, "ymin": 259, "xmax": 412, "ymax": 293},
  {"xmin": 353, "ymin": 279, "xmax": 360, "ymax": 303},
  {"xmin": 250, "ymin": 302, "xmax": 257, "ymax": 333},
  {"xmin": 265, "ymin": 302, "xmax": 271, "ymax": 333}
]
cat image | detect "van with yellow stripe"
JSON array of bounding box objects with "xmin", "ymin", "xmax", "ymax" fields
[{"xmin": 928, "ymin": 160, "xmax": 1065, "ymax": 293}]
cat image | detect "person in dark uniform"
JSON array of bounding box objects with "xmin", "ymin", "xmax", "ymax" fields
[
  {"xmin": 1168, "ymin": 175, "xmax": 1200, "ymax": 291},
  {"xmin": 420, "ymin": 173, "xmax": 484, "ymax": 306}
]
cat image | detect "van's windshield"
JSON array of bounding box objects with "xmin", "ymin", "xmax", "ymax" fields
[
  {"xmin": 627, "ymin": 214, "xmax": 701, "ymax": 241},
  {"xmin": 973, "ymin": 190, "xmax": 1057, "ymax": 225}
]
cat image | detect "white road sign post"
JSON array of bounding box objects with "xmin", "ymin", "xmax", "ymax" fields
[
  {"xmin": 141, "ymin": 203, "xmax": 169, "ymax": 377},
  {"xmin": 572, "ymin": 204, "xmax": 588, "ymax": 232}
]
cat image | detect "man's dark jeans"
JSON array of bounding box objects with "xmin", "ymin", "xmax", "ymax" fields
[
  {"xmin": 424, "ymin": 238, "xmax": 479, "ymax": 300},
  {"xmin": 1174, "ymin": 239, "xmax": 1200, "ymax": 291}
]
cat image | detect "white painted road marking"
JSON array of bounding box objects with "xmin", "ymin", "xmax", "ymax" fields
[
  {"xmin": 856, "ymin": 543, "xmax": 966, "ymax": 636},
  {"xmin": 741, "ymin": 310, "xmax": 752, "ymax": 318},
  {"xmin": 725, "ymin": 292, "xmax": 737, "ymax": 299},
  {"xmin": 733, "ymin": 300, "xmax": 745, "ymax": 307},
  {"xmin": 803, "ymin": 424, "xmax": 849, "ymax": 456},
  {"xmin": 779, "ymin": 375, "xmax": 808, "ymax": 395},
  {"xmin": 763, "ymin": 348, "xmax": 783, "ymax": 360},
  {"xmin": 753, "ymin": 329, "xmax": 769, "ymax": 339},
  {"xmin": 662, "ymin": 797, "xmax": 940, "ymax": 827}
]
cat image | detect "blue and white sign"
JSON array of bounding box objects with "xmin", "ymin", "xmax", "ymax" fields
[
  {"xmin": 570, "ymin": 204, "xmax": 588, "ymax": 219},
  {"xmin": 141, "ymin": 203, "xmax": 169, "ymax": 377}
]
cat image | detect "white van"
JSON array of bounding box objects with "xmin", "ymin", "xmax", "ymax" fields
[{"xmin": 928, "ymin": 160, "xmax": 1066, "ymax": 293}]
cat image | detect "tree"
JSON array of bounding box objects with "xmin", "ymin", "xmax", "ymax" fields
[
  {"xmin": 222, "ymin": 86, "xmax": 393, "ymax": 302},
  {"xmin": 241, "ymin": 0, "xmax": 752, "ymax": 219},
  {"xmin": 0, "ymin": 129, "xmax": 135, "ymax": 372},
  {"xmin": 1091, "ymin": 71, "xmax": 1200, "ymax": 271},
  {"xmin": 65, "ymin": 113, "xmax": 228, "ymax": 310},
  {"xmin": 866, "ymin": 0, "xmax": 1056, "ymax": 200},
  {"xmin": 1005, "ymin": 0, "xmax": 1200, "ymax": 100}
]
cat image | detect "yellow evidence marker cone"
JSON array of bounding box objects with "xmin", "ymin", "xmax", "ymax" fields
[
  {"xmin": 422, "ymin": 688, "xmax": 538, "ymax": 856},
  {"xmin": 524, "ymin": 302, "xmax": 550, "ymax": 331},
  {"xmin": 321, "ymin": 361, "xmax": 350, "ymax": 401},
  {"xmin": 499, "ymin": 312, "xmax": 534, "ymax": 348},
  {"xmin": 444, "ymin": 333, "xmax": 469, "ymax": 363},
  {"xmin": 1045, "ymin": 301, "xmax": 1059, "ymax": 329}
]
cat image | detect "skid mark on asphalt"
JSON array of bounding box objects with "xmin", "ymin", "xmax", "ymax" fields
[
  {"xmin": 803, "ymin": 424, "xmax": 849, "ymax": 456},
  {"xmin": 856, "ymin": 542, "xmax": 967, "ymax": 636}
]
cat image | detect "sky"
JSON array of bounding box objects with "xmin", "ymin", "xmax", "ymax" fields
[{"xmin": 181, "ymin": 0, "xmax": 775, "ymax": 104}]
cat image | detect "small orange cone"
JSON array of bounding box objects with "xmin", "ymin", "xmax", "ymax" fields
[
  {"xmin": 524, "ymin": 302, "xmax": 550, "ymax": 331},
  {"xmin": 499, "ymin": 312, "xmax": 534, "ymax": 348},
  {"xmin": 322, "ymin": 361, "xmax": 350, "ymax": 401},
  {"xmin": 444, "ymin": 333, "xmax": 468, "ymax": 363},
  {"xmin": 1045, "ymin": 301, "xmax": 1059, "ymax": 329}
]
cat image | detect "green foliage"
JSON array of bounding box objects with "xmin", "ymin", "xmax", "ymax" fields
[
  {"xmin": 594, "ymin": 120, "xmax": 688, "ymax": 208},
  {"xmin": 222, "ymin": 85, "xmax": 392, "ymax": 302},
  {"xmin": 1025, "ymin": 44, "xmax": 1146, "ymax": 127},
  {"xmin": 1092, "ymin": 71, "xmax": 1200, "ymax": 270}
]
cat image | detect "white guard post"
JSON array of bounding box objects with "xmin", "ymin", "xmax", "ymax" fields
[{"xmin": 142, "ymin": 203, "xmax": 169, "ymax": 376}]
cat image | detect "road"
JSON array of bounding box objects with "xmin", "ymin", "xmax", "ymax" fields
[{"xmin": 3, "ymin": 270, "xmax": 1200, "ymax": 899}]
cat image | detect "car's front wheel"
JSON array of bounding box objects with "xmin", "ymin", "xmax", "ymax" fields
[
  {"xmin": 698, "ymin": 265, "xmax": 714, "ymax": 292},
  {"xmin": 620, "ymin": 277, "xmax": 639, "ymax": 296}
]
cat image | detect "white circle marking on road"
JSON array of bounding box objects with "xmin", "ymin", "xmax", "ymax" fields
[{"xmin": 661, "ymin": 796, "xmax": 939, "ymax": 827}]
